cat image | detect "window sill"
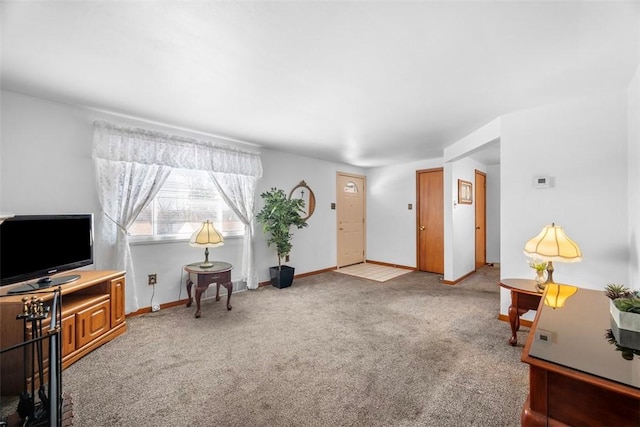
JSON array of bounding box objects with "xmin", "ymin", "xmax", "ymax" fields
[{"xmin": 129, "ymin": 233, "xmax": 244, "ymax": 246}]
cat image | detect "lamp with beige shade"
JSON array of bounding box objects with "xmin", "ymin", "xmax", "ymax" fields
[{"xmin": 523, "ymin": 223, "xmax": 582, "ymax": 291}]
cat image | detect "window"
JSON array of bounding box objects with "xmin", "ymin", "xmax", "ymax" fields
[
  {"xmin": 129, "ymin": 169, "xmax": 244, "ymax": 239},
  {"xmin": 343, "ymin": 181, "xmax": 358, "ymax": 193}
]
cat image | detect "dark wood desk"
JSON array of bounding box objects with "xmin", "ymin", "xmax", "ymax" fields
[
  {"xmin": 499, "ymin": 278, "xmax": 542, "ymax": 346},
  {"xmin": 184, "ymin": 262, "xmax": 233, "ymax": 318},
  {"xmin": 521, "ymin": 287, "xmax": 640, "ymax": 426}
]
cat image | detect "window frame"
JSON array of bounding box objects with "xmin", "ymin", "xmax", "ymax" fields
[{"xmin": 128, "ymin": 168, "xmax": 245, "ymax": 244}]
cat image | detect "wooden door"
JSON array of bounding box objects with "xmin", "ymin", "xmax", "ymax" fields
[
  {"xmin": 475, "ymin": 170, "xmax": 487, "ymax": 269},
  {"xmin": 337, "ymin": 173, "xmax": 366, "ymax": 268},
  {"xmin": 416, "ymin": 168, "xmax": 444, "ymax": 274}
]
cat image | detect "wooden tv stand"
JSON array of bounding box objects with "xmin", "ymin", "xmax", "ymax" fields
[{"xmin": 0, "ymin": 270, "xmax": 126, "ymax": 396}]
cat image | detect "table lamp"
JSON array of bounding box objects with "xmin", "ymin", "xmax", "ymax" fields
[
  {"xmin": 523, "ymin": 223, "xmax": 582, "ymax": 290},
  {"xmin": 189, "ymin": 220, "xmax": 224, "ymax": 268}
]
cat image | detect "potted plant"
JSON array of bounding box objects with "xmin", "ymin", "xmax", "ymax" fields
[
  {"xmin": 604, "ymin": 283, "xmax": 640, "ymax": 332},
  {"xmin": 256, "ymin": 187, "xmax": 308, "ymax": 288}
]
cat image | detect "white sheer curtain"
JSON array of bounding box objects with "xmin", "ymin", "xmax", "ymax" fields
[
  {"xmin": 93, "ymin": 158, "xmax": 171, "ymax": 313},
  {"xmin": 210, "ymin": 172, "xmax": 260, "ymax": 289},
  {"xmin": 93, "ymin": 121, "xmax": 263, "ymax": 313}
]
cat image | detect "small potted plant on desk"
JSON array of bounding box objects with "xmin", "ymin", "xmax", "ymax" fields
[
  {"xmin": 605, "ymin": 284, "xmax": 640, "ymax": 359},
  {"xmin": 256, "ymin": 187, "xmax": 308, "ymax": 288},
  {"xmin": 605, "ymin": 283, "xmax": 640, "ymax": 332}
]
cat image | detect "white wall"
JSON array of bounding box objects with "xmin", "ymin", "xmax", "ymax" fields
[
  {"xmin": 500, "ymin": 91, "xmax": 629, "ymax": 317},
  {"xmin": 443, "ymin": 119, "xmax": 499, "ymax": 281},
  {"xmin": 1, "ymin": 91, "xmax": 99, "ymax": 216},
  {"xmin": 628, "ymin": 64, "xmax": 640, "ymax": 291},
  {"xmin": 0, "ymin": 91, "xmax": 253, "ymax": 310},
  {"xmin": 10, "ymin": 85, "xmax": 630, "ymax": 320},
  {"xmin": 0, "ymin": 90, "xmax": 364, "ymax": 311},
  {"xmin": 255, "ymin": 149, "xmax": 363, "ymax": 280},
  {"xmin": 130, "ymin": 237, "xmax": 245, "ymax": 309},
  {"xmin": 366, "ymin": 157, "xmax": 443, "ymax": 267},
  {"xmin": 486, "ymin": 163, "xmax": 501, "ymax": 264},
  {"xmin": 447, "ymin": 157, "xmax": 486, "ymax": 280},
  {"xmin": 366, "ymin": 148, "xmax": 498, "ymax": 279}
]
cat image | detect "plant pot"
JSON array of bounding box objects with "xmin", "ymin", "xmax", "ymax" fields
[
  {"xmin": 610, "ymin": 319, "xmax": 640, "ymax": 351},
  {"xmin": 270, "ymin": 265, "xmax": 295, "ymax": 289},
  {"xmin": 610, "ymin": 299, "xmax": 640, "ymax": 333}
]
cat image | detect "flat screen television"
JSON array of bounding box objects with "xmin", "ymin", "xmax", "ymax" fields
[{"xmin": 0, "ymin": 214, "xmax": 94, "ymax": 293}]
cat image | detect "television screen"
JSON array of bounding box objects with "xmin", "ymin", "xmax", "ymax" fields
[{"xmin": 0, "ymin": 214, "xmax": 93, "ymax": 288}]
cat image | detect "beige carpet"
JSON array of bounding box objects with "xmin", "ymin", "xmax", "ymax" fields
[
  {"xmin": 335, "ymin": 262, "xmax": 412, "ymax": 282},
  {"xmin": 56, "ymin": 265, "xmax": 529, "ymax": 427}
]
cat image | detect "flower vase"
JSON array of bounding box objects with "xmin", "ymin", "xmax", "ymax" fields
[{"xmin": 535, "ymin": 270, "xmax": 546, "ymax": 288}]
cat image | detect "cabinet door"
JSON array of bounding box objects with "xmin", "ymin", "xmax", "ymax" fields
[
  {"xmin": 61, "ymin": 314, "xmax": 75, "ymax": 356},
  {"xmin": 110, "ymin": 276, "xmax": 125, "ymax": 327},
  {"xmin": 76, "ymin": 300, "xmax": 110, "ymax": 348}
]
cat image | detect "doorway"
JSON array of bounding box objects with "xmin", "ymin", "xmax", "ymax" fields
[
  {"xmin": 475, "ymin": 170, "xmax": 487, "ymax": 270},
  {"xmin": 336, "ymin": 173, "xmax": 366, "ymax": 268},
  {"xmin": 416, "ymin": 168, "xmax": 444, "ymax": 274}
]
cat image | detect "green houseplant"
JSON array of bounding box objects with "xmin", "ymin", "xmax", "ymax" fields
[
  {"xmin": 604, "ymin": 283, "xmax": 640, "ymax": 334},
  {"xmin": 256, "ymin": 187, "xmax": 308, "ymax": 288}
]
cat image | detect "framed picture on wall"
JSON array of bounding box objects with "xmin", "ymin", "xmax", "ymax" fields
[{"xmin": 458, "ymin": 179, "xmax": 472, "ymax": 204}]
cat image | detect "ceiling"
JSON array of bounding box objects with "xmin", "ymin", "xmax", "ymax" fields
[{"xmin": 1, "ymin": 1, "xmax": 638, "ymax": 168}]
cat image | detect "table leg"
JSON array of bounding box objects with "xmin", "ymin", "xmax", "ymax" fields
[
  {"xmin": 508, "ymin": 290, "xmax": 519, "ymax": 346},
  {"xmin": 220, "ymin": 282, "xmax": 232, "ymax": 310},
  {"xmin": 508, "ymin": 305, "xmax": 519, "ymax": 346},
  {"xmin": 194, "ymin": 285, "xmax": 209, "ymax": 318},
  {"xmin": 186, "ymin": 278, "xmax": 193, "ymax": 308}
]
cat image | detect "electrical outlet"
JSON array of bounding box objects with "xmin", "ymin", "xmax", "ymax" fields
[
  {"xmin": 148, "ymin": 274, "xmax": 157, "ymax": 286},
  {"xmin": 151, "ymin": 304, "xmax": 160, "ymax": 312},
  {"xmin": 535, "ymin": 329, "xmax": 554, "ymax": 344}
]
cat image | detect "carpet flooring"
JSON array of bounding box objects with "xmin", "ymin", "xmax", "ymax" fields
[{"xmin": 60, "ymin": 265, "xmax": 528, "ymax": 426}]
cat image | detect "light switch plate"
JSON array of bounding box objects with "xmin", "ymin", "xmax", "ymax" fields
[{"xmin": 534, "ymin": 176, "xmax": 552, "ymax": 188}]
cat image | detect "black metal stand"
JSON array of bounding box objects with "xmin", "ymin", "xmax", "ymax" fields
[{"xmin": 0, "ymin": 288, "xmax": 62, "ymax": 427}]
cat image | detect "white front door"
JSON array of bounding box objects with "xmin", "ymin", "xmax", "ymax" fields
[{"xmin": 337, "ymin": 173, "xmax": 366, "ymax": 268}]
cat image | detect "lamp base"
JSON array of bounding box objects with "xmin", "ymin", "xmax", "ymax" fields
[
  {"xmin": 544, "ymin": 261, "xmax": 555, "ymax": 285},
  {"xmin": 199, "ymin": 247, "xmax": 213, "ymax": 268}
]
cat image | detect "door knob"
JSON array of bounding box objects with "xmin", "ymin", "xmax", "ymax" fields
[
  {"xmin": 476, "ymin": 226, "xmax": 480, "ymax": 230},
  {"xmin": 419, "ymin": 226, "xmax": 425, "ymax": 231}
]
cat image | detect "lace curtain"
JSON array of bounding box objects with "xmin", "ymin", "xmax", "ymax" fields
[
  {"xmin": 93, "ymin": 158, "xmax": 171, "ymax": 313},
  {"xmin": 210, "ymin": 173, "xmax": 260, "ymax": 289},
  {"xmin": 93, "ymin": 121, "xmax": 263, "ymax": 313}
]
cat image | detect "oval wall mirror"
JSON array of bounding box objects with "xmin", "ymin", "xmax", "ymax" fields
[{"xmin": 289, "ymin": 180, "xmax": 316, "ymax": 220}]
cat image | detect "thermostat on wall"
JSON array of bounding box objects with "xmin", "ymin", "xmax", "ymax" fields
[{"xmin": 534, "ymin": 176, "xmax": 552, "ymax": 189}]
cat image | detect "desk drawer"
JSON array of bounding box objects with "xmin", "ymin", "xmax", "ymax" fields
[{"xmin": 194, "ymin": 271, "xmax": 231, "ymax": 286}]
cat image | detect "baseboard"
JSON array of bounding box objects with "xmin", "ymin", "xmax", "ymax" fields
[
  {"xmin": 365, "ymin": 260, "xmax": 416, "ymax": 271},
  {"xmin": 258, "ymin": 266, "xmax": 338, "ymax": 287},
  {"xmin": 498, "ymin": 313, "xmax": 533, "ymax": 328},
  {"xmin": 442, "ymin": 269, "xmax": 476, "ymax": 285},
  {"xmin": 127, "ymin": 299, "xmax": 189, "ymax": 317}
]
